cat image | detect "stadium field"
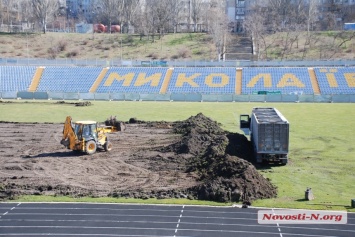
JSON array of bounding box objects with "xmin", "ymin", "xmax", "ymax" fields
[{"xmin": 0, "ymin": 100, "xmax": 354, "ymax": 211}]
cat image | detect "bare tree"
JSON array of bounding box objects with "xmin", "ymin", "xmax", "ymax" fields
[
  {"xmin": 190, "ymin": 0, "xmax": 204, "ymax": 32},
  {"xmin": 19, "ymin": 0, "xmax": 34, "ymax": 22},
  {"xmin": 243, "ymin": 3, "xmax": 271, "ymax": 60},
  {"xmin": 318, "ymin": 31, "xmax": 355, "ymax": 60},
  {"xmin": 306, "ymin": 0, "xmax": 319, "ymax": 33},
  {"xmin": 99, "ymin": 0, "xmax": 120, "ymax": 33},
  {"xmin": 206, "ymin": 0, "xmax": 229, "ymax": 60},
  {"xmin": 132, "ymin": 2, "xmax": 147, "ymax": 39},
  {"xmin": 267, "ymin": 0, "xmax": 294, "ymax": 31},
  {"xmin": 31, "ymin": 0, "xmax": 59, "ymax": 33},
  {"xmin": 144, "ymin": 0, "xmax": 173, "ymax": 40},
  {"xmin": 168, "ymin": 0, "xmax": 184, "ymax": 33},
  {"xmin": 1, "ymin": 0, "xmax": 21, "ymax": 31},
  {"xmin": 0, "ymin": 1, "xmax": 3, "ymax": 27},
  {"xmin": 121, "ymin": 0, "xmax": 140, "ymax": 33}
]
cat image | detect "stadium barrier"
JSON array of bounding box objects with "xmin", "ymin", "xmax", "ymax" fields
[
  {"xmin": 93, "ymin": 93, "xmax": 110, "ymax": 101},
  {"xmin": 63, "ymin": 92, "xmax": 80, "ymax": 100},
  {"xmin": 17, "ymin": 91, "xmax": 49, "ymax": 100},
  {"xmin": 201, "ymin": 94, "xmax": 219, "ymax": 102},
  {"xmin": 110, "ymin": 93, "xmax": 126, "ymax": 101},
  {"xmin": 1, "ymin": 57, "xmax": 355, "ymax": 67},
  {"xmin": 1, "ymin": 91, "xmax": 17, "ymax": 99},
  {"xmin": 217, "ymin": 94, "xmax": 235, "ymax": 102},
  {"xmin": 0, "ymin": 91, "xmax": 354, "ymax": 103},
  {"xmin": 234, "ymin": 95, "xmax": 250, "ymax": 102},
  {"xmin": 48, "ymin": 92, "xmax": 65, "ymax": 100},
  {"xmin": 170, "ymin": 93, "xmax": 187, "ymax": 101},
  {"xmin": 79, "ymin": 93, "xmax": 95, "ymax": 100},
  {"xmin": 153, "ymin": 93, "xmax": 171, "ymax": 101},
  {"xmin": 333, "ymin": 94, "xmax": 355, "ymax": 103},
  {"xmin": 124, "ymin": 93, "xmax": 140, "ymax": 101}
]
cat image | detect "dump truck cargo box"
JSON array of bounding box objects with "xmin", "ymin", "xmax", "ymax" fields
[{"xmin": 250, "ymin": 108, "xmax": 289, "ymax": 163}]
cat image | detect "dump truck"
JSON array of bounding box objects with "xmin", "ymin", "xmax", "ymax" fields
[
  {"xmin": 240, "ymin": 108, "xmax": 289, "ymax": 164},
  {"xmin": 60, "ymin": 116, "xmax": 125, "ymax": 155}
]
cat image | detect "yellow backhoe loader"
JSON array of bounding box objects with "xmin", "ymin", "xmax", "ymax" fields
[{"xmin": 60, "ymin": 116, "xmax": 125, "ymax": 155}]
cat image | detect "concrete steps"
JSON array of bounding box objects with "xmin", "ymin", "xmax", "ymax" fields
[{"xmin": 225, "ymin": 34, "xmax": 253, "ymax": 61}]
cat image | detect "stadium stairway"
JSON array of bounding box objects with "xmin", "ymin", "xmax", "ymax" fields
[
  {"xmin": 236, "ymin": 68, "xmax": 242, "ymax": 95},
  {"xmin": 225, "ymin": 34, "xmax": 253, "ymax": 61},
  {"xmin": 308, "ymin": 68, "xmax": 321, "ymax": 95},
  {"xmin": 90, "ymin": 67, "xmax": 109, "ymax": 93},
  {"xmin": 159, "ymin": 68, "xmax": 174, "ymax": 94},
  {"xmin": 28, "ymin": 66, "xmax": 45, "ymax": 92}
]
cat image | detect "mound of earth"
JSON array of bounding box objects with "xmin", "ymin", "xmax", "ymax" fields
[
  {"xmin": 55, "ymin": 101, "xmax": 92, "ymax": 106},
  {"xmin": 0, "ymin": 113, "xmax": 277, "ymax": 203},
  {"xmin": 170, "ymin": 113, "xmax": 277, "ymax": 202}
]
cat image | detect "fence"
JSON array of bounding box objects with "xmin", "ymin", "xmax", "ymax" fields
[
  {"xmin": 1, "ymin": 91, "xmax": 354, "ymax": 103},
  {"xmin": 1, "ymin": 57, "xmax": 355, "ymax": 67}
]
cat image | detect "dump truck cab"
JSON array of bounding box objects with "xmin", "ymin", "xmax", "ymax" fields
[{"xmin": 239, "ymin": 114, "xmax": 251, "ymax": 135}]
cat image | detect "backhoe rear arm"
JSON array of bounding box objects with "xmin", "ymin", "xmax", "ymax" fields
[{"xmin": 61, "ymin": 116, "xmax": 78, "ymax": 150}]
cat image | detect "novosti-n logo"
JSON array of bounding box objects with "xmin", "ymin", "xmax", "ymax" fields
[{"xmin": 258, "ymin": 210, "xmax": 347, "ymax": 224}]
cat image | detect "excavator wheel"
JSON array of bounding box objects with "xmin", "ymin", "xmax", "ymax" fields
[
  {"xmin": 104, "ymin": 141, "xmax": 113, "ymax": 152},
  {"xmin": 85, "ymin": 140, "xmax": 97, "ymax": 155}
]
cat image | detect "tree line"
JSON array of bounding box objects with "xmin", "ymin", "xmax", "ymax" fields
[
  {"xmin": 0, "ymin": 0, "xmax": 229, "ymax": 60},
  {"xmin": 0, "ymin": 0, "xmax": 354, "ymax": 60},
  {"xmin": 244, "ymin": 0, "xmax": 355, "ymax": 60},
  {"xmin": 0, "ymin": 0, "xmax": 228, "ymax": 34}
]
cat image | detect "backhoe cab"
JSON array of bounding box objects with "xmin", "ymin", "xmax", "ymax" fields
[{"xmin": 60, "ymin": 116, "xmax": 119, "ymax": 155}]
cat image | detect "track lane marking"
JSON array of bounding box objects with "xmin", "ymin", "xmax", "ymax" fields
[
  {"xmin": 173, "ymin": 205, "xmax": 184, "ymax": 237},
  {"xmin": 273, "ymin": 208, "xmax": 283, "ymax": 237},
  {"xmin": 0, "ymin": 203, "xmax": 20, "ymax": 220}
]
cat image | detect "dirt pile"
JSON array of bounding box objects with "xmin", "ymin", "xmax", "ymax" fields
[
  {"xmin": 55, "ymin": 101, "xmax": 92, "ymax": 106},
  {"xmin": 171, "ymin": 113, "xmax": 277, "ymax": 202},
  {"xmin": 104, "ymin": 116, "xmax": 126, "ymax": 131},
  {"xmin": 0, "ymin": 113, "xmax": 277, "ymax": 203}
]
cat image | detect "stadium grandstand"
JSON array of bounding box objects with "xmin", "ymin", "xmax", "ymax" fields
[{"xmin": 0, "ymin": 65, "xmax": 354, "ymax": 102}]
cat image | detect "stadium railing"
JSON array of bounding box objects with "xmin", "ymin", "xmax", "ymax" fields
[
  {"xmin": 1, "ymin": 57, "xmax": 355, "ymax": 67},
  {"xmin": 3, "ymin": 91, "xmax": 354, "ymax": 103}
]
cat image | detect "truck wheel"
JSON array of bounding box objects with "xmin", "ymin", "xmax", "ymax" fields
[
  {"xmin": 281, "ymin": 160, "xmax": 288, "ymax": 166},
  {"xmin": 104, "ymin": 141, "xmax": 113, "ymax": 152},
  {"xmin": 85, "ymin": 140, "xmax": 97, "ymax": 155}
]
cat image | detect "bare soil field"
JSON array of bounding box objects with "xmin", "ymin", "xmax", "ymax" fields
[{"xmin": 0, "ymin": 113, "xmax": 277, "ymax": 203}]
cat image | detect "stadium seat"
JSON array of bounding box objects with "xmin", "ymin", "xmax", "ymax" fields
[{"xmin": 0, "ymin": 66, "xmax": 37, "ymax": 92}]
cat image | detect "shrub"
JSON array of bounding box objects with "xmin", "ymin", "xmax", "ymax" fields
[
  {"xmin": 148, "ymin": 52, "xmax": 159, "ymax": 59},
  {"xmin": 47, "ymin": 47, "xmax": 59, "ymax": 59},
  {"xmin": 58, "ymin": 40, "xmax": 67, "ymax": 52},
  {"xmin": 66, "ymin": 49, "xmax": 79, "ymax": 58},
  {"xmin": 178, "ymin": 47, "xmax": 191, "ymax": 58}
]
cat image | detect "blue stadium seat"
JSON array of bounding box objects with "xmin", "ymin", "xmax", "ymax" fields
[
  {"xmin": 241, "ymin": 67, "xmax": 314, "ymax": 95},
  {"xmin": 167, "ymin": 67, "xmax": 236, "ymax": 94},
  {"xmin": 37, "ymin": 67, "xmax": 102, "ymax": 92},
  {"xmin": 0, "ymin": 66, "xmax": 37, "ymax": 92},
  {"xmin": 314, "ymin": 67, "xmax": 355, "ymax": 94},
  {"xmin": 96, "ymin": 67, "xmax": 168, "ymax": 93}
]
